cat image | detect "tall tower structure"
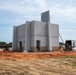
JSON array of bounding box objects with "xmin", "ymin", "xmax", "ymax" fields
[{"xmin": 41, "ymin": 11, "xmax": 52, "ymax": 51}]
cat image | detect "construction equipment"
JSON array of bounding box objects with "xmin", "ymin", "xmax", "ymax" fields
[
  {"xmin": 65, "ymin": 40, "xmax": 76, "ymax": 51},
  {"xmin": 59, "ymin": 32, "xmax": 76, "ymax": 51}
]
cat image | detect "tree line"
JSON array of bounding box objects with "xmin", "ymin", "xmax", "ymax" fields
[{"xmin": 0, "ymin": 42, "xmax": 12, "ymax": 45}]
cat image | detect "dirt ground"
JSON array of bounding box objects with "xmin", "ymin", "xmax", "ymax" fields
[
  {"xmin": 0, "ymin": 51, "xmax": 76, "ymax": 75},
  {"xmin": 0, "ymin": 51, "xmax": 76, "ymax": 60}
]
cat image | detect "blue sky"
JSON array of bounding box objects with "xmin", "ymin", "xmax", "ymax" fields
[{"xmin": 0, "ymin": 0, "xmax": 76, "ymax": 43}]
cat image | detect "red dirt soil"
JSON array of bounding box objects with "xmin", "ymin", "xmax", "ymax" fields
[{"xmin": 0, "ymin": 51, "xmax": 76, "ymax": 60}]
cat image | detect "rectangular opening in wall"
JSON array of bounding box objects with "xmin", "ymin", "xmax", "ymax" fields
[
  {"xmin": 19, "ymin": 41, "xmax": 22, "ymax": 51},
  {"xmin": 36, "ymin": 40, "xmax": 40, "ymax": 51}
]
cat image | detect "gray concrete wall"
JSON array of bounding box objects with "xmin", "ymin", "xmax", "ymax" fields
[
  {"xmin": 50, "ymin": 24, "xmax": 59, "ymax": 46},
  {"xmin": 18, "ymin": 24, "xmax": 25, "ymax": 38},
  {"xmin": 17, "ymin": 37, "xmax": 25, "ymax": 51},
  {"xmin": 41, "ymin": 11, "xmax": 50, "ymax": 22},
  {"xmin": 34, "ymin": 36, "xmax": 47, "ymax": 46},
  {"xmin": 12, "ymin": 26, "xmax": 18, "ymax": 51},
  {"xmin": 31, "ymin": 21, "xmax": 47, "ymax": 51},
  {"xmin": 34, "ymin": 21, "xmax": 47, "ymax": 36},
  {"xmin": 33, "ymin": 21, "xmax": 47, "ymax": 47},
  {"xmin": 30, "ymin": 21, "xmax": 47, "ymax": 47},
  {"xmin": 17, "ymin": 24, "xmax": 25, "ymax": 51},
  {"xmin": 13, "ymin": 21, "xmax": 59, "ymax": 52}
]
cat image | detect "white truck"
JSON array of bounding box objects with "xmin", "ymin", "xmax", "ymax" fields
[{"xmin": 65, "ymin": 40, "xmax": 76, "ymax": 51}]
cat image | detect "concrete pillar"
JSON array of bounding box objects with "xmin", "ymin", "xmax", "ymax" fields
[
  {"xmin": 47, "ymin": 22, "xmax": 52, "ymax": 51},
  {"xmin": 41, "ymin": 10, "xmax": 52, "ymax": 51},
  {"xmin": 24, "ymin": 21, "xmax": 29, "ymax": 52},
  {"xmin": 12, "ymin": 26, "xmax": 18, "ymax": 51}
]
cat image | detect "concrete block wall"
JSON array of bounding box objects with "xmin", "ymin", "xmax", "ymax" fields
[
  {"xmin": 17, "ymin": 24, "xmax": 25, "ymax": 51},
  {"xmin": 50, "ymin": 24, "xmax": 59, "ymax": 51},
  {"xmin": 12, "ymin": 26, "xmax": 18, "ymax": 51},
  {"xmin": 12, "ymin": 21, "xmax": 59, "ymax": 52},
  {"xmin": 30, "ymin": 21, "xmax": 47, "ymax": 51}
]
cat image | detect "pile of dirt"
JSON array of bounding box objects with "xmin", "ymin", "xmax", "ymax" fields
[{"xmin": 0, "ymin": 51, "xmax": 76, "ymax": 60}]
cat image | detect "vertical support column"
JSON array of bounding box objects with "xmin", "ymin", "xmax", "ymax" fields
[
  {"xmin": 12, "ymin": 26, "xmax": 18, "ymax": 51},
  {"xmin": 47, "ymin": 22, "xmax": 52, "ymax": 51},
  {"xmin": 30, "ymin": 21, "xmax": 35, "ymax": 52},
  {"xmin": 41, "ymin": 10, "xmax": 52, "ymax": 51},
  {"xmin": 24, "ymin": 21, "xmax": 29, "ymax": 52}
]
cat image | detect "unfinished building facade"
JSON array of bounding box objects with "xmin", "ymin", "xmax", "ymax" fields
[{"xmin": 12, "ymin": 11, "xmax": 59, "ymax": 52}]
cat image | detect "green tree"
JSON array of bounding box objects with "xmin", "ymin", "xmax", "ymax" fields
[{"xmin": 0, "ymin": 42, "xmax": 7, "ymax": 45}]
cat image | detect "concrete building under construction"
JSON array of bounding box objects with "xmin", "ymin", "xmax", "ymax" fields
[{"xmin": 12, "ymin": 11, "xmax": 59, "ymax": 52}]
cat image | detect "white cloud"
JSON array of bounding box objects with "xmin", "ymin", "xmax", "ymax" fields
[
  {"xmin": 0, "ymin": 0, "xmax": 37, "ymax": 14},
  {"xmin": 0, "ymin": 0, "xmax": 49, "ymax": 15},
  {"xmin": 50, "ymin": 5, "xmax": 76, "ymax": 17},
  {"xmin": 34, "ymin": 0, "xmax": 48, "ymax": 11},
  {"xmin": 0, "ymin": 0, "xmax": 76, "ymax": 18}
]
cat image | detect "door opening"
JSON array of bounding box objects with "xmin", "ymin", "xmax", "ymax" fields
[
  {"xmin": 36, "ymin": 40, "xmax": 40, "ymax": 51},
  {"xmin": 19, "ymin": 41, "xmax": 22, "ymax": 51}
]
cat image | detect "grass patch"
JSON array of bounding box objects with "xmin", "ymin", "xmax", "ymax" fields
[
  {"xmin": 72, "ymin": 62, "xmax": 76, "ymax": 68},
  {"xmin": 64, "ymin": 56, "xmax": 76, "ymax": 58},
  {"xmin": 73, "ymin": 63, "xmax": 76, "ymax": 66}
]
